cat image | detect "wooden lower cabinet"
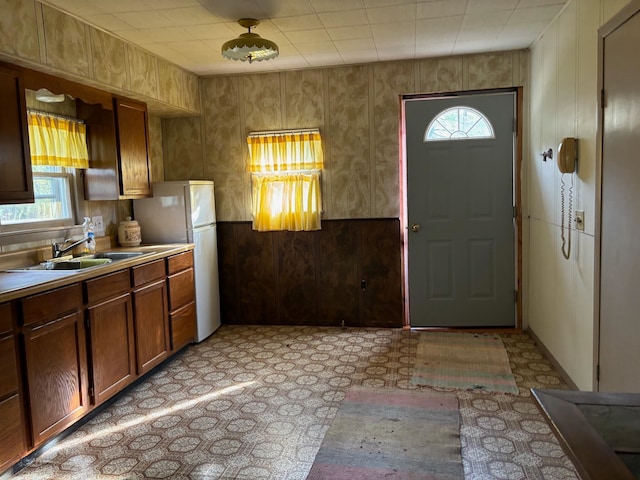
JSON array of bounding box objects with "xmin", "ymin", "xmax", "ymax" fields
[
  {"xmin": 167, "ymin": 252, "xmax": 196, "ymax": 351},
  {"xmin": 2, "ymin": 251, "xmax": 196, "ymax": 470},
  {"xmin": 22, "ymin": 311, "xmax": 88, "ymax": 447},
  {"xmin": 86, "ymin": 293, "xmax": 135, "ymax": 405},
  {"xmin": 132, "ymin": 280, "xmax": 169, "ymax": 375},
  {"xmin": 84, "ymin": 270, "xmax": 134, "ymax": 407},
  {"xmin": 169, "ymin": 302, "xmax": 196, "ymax": 351},
  {"xmin": 0, "ymin": 394, "xmax": 25, "ymax": 468},
  {"xmin": 0, "ymin": 302, "xmax": 27, "ymax": 472}
]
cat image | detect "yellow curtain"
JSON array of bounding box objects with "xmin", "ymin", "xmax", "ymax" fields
[
  {"xmin": 247, "ymin": 131, "xmax": 323, "ymax": 172},
  {"xmin": 251, "ymin": 172, "xmax": 322, "ymax": 231},
  {"xmin": 247, "ymin": 130, "xmax": 323, "ymax": 232},
  {"xmin": 28, "ymin": 112, "xmax": 89, "ymax": 168}
]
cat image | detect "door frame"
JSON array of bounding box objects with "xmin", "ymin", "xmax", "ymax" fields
[
  {"xmin": 594, "ymin": 0, "xmax": 640, "ymax": 391},
  {"xmin": 399, "ymin": 87, "xmax": 523, "ymax": 330}
]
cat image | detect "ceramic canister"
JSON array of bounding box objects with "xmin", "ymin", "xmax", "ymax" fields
[{"xmin": 118, "ymin": 216, "xmax": 141, "ymax": 246}]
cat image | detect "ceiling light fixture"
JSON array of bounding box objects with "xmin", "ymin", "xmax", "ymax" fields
[{"xmin": 221, "ymin": 18, "xmax": 279, "ymax": 64}]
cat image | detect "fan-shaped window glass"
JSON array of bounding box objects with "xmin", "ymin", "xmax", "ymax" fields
[{"xmin": 424, "ymin": 106, "xmax": 495, "ymax": 142}]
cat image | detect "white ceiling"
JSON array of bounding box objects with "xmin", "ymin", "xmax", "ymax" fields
[{"xmin": 40, "ymin": 0, "xmax": 567, "ymax": 76}]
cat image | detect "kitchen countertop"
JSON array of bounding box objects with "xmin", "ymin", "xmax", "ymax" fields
[{"xmin": 0, "ymin": 243, "xmax": 194, "ymax": 303}]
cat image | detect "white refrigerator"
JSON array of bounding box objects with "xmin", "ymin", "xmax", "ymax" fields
[{"xmin": 133, "ymin": 180, "xmax": 221, "ymax": 342}]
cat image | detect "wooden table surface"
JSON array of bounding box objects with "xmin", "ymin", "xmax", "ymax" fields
[{"xmin": 532, "ymin": 389, "xmax": 640, "ymax": 480}]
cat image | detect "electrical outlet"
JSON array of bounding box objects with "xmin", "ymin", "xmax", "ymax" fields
[
  {"xmin": 575, "ymin": 210, "xmax": 585, "ymax": 231},
  {"xmin": 92, "ymin": 215, "xmax": 105, "ymax": 236}
]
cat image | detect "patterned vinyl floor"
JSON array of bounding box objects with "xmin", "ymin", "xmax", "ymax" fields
[{"xmin": 11, "ymin": 326, "xmax": 579, "ymax": 480}]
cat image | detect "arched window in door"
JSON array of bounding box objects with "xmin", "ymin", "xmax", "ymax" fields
[{"xmin": 424, "ymin": 106, "xmax": 495, "ymax": 141}]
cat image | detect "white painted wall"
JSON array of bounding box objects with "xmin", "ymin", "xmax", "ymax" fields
[{"xmin": 527, "ymin": 0, "xmax": 628, "ymax": 390}]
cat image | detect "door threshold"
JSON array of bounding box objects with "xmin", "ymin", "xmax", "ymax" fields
[{"xmin": 407, "ymin": 326, "xmax": 522, "ymax": 334}]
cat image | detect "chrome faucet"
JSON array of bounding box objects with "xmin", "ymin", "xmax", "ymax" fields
[{"xmin": 52, "ymin": 237, "xmax": 90, "ymax": 258}]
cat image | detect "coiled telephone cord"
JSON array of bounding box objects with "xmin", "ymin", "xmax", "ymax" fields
[{"xmin": 560, "ymin": 174, "xmax": 573, "ymax": 260}]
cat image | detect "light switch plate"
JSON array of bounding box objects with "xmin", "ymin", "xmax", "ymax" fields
[
  {"xmin": 92, "ymin": 215, "xmax": 105, "ymax": 236},
  {"xmin": 575, "ymin": 210, "xmax": 584, "ymax": 231}
]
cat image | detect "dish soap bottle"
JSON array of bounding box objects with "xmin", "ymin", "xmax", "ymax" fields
[{"xmin": 82, "ymin": 217, "xmax": 96, "ymax": 254}]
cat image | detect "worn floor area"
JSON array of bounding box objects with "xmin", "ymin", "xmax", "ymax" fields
[{"xmin": 12, "ymin": 326, "xmax": 578, "ymax": 479}]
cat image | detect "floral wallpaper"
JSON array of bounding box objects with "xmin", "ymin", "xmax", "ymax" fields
[
  {"xmin": 1, "ymin": 0, "xmax": 199, "ymax": 115},
  {"xmin": 164, "ymin": 50, "xmax": 527, "ymax": 222}
]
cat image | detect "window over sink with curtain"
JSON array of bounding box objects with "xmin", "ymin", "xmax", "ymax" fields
[
  {"xmin": 0, "ymin": 110, "xmax": 88, "ymax": 230},
  {"xmin": 247, "ymin": 129, "xmax": 323, "ymax": 232}
]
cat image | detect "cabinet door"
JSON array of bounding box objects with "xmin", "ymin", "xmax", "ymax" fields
[
  {"xmin": 114, "ymin": 97, "xmax": 151, "ymax": 197},
  {"xmin": 0, "ymin": 64, "xmax": 33, "ymax": 204},
  {"xmin": 0, "ymin": 394, "xmax": 25, "ymax": 470},
  {"xmin": 86, "ymin": 294, "xmax": 135, "ymax": 406},
  {"xmin": 133, "ymin": 280, "xmax": 169, "ymax": 375},
  {"xmin": 23, "ymin": 311, "xmax": 89, "ymax": 447},
  {"xmin": 0, "ymin": 304, "xmax": 27, "ymax": 471}
]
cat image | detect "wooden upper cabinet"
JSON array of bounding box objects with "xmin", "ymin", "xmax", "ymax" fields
[
  {"xmin": 114, "ymin": 97, "xmax": 152, "ymax": 198},
  {"xmin": 80, "ymin": 96, "xmax": 152, "ymax": 201},
  {"xmin": 0, "ymin": 64, "xmax": 33, "ymax": 204}
]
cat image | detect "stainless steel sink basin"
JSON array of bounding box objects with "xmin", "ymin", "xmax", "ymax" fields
[{"xmin": 91, "ymin": 251, "xmax": 151, "ymax": 260}]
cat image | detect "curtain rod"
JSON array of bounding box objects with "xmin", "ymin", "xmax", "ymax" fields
[
  {"xmin": 27, "ymin": 108, "xmax": 85, "ymax": 124},
  {"xmin": 248, "ymin": 128, "xmax": 319, "ymax": 136}
]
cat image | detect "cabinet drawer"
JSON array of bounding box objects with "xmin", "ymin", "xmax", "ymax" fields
[
  {"xmin": 0, "ymin": 335, "xmax": 18, "ymax": 399},
  {"xmin": 85, "ymin": 269, "xmax": 130, "ymax": 305},
  {"xmin": 0, "ymin": 394, "xmax": 26, "ymax": 470},
  {"xmin": 0, "ymin": 303, "xmax": 12, "ymax": 335},
  {"xmin": 21, "ymin": 283, "xmax": 82, "ymax": 327},
  {"xmin": 168, "ymin": 268, "xmax": 195, "ymax": 311},
  {"xmin": 167, "ymin": 251, "xmax": 193, "ymax": 275},
  {"xmin": 132, "ymin": 259, "xmax": 165, "ymax": 287},
  {"xmin": 170, "ymin": 302, "xmax": 196, "ymax": 351}
]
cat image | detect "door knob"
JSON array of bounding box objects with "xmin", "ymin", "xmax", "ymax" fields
[{"xmin": 411, "ymin": 223, "xmax": 421, "ymax": 232}]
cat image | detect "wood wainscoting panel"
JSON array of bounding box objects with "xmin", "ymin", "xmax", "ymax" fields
[
  {"xmin": 359, "ymin": 220, "xmax": 403, "ymax": 328},
  {"xmin": 316, "ymin": 221, "xmax": 360, "ymax": 326},
  {"xmin": 217, "ymin": 222, "xmax": 238, "ymax": 324},
  {"xmin": 217, "ymin": 219, "xmax": 402, "ymax": 328},
  {"xmin": 277, "ymin": 231, "xmax": 317, "ymax": 326},
  {"xmin": 234, "ymin": 224, "xmax": 278, "ymax": 325}
]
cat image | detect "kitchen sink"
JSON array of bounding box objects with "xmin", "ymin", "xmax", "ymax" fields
[
  {"xmin": 4, "ymin": 250, "xmax": 156, "ymax": 273},
  {"xmin": 8, "ymin": 258, "xmax": 113, "ymax": 271},
  {"xmin": 90, "ymin": 251, "xmax": 151, "ymax": 260}
]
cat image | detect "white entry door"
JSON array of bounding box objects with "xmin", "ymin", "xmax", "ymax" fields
[
  {"xmin": 405, "ymin": 92, "xmax": 516, "ymax": 327},
  {"xmin": 598, "ymin": 5, "xmax": 640, "ymax": 392}
]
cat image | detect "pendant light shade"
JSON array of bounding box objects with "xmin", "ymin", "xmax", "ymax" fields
[{"xmin": 221, "ymin": 18, "xmax": 279, "ymax": 63}]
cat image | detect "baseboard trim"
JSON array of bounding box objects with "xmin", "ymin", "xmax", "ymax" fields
[{"xmin": 527, "ymin": 327, "xmax": 579, "ymax": 391}]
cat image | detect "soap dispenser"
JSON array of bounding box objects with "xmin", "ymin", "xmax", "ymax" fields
[{"xmin": 82, "ymin": 217, "xmax": 95, "ymax": 254}]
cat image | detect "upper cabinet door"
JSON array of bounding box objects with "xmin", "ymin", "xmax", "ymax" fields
[
  {"xmin": 114, "ymin": 97, "xmax": 152, "ymax": 198},
  {"xmin": 0, "ymin": 65, "xmax": 33, "ymax": 204}
]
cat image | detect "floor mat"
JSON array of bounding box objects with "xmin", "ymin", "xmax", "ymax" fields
[
  {"xmin": 411, "ymin": 332, "xmax": 519, "ymax": 394},
  {"xmin": 307, "ymin": 387, "xmax": 462, "ymax": 479}
]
